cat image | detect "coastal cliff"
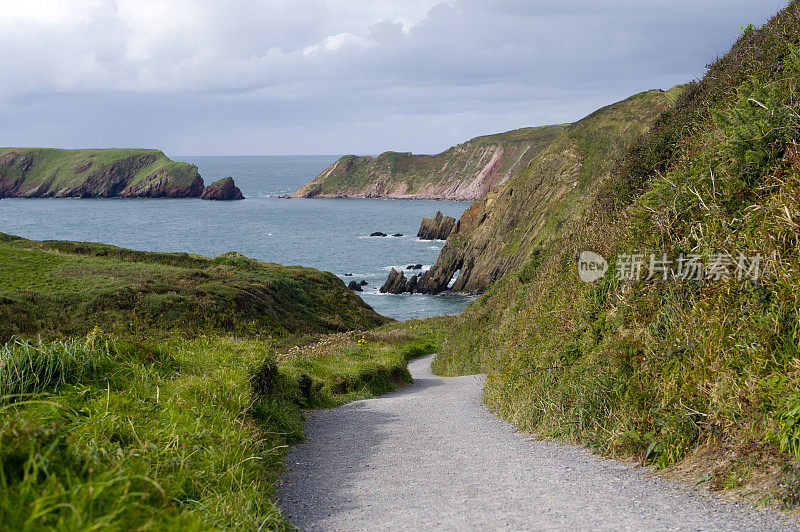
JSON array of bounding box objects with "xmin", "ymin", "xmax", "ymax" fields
[
  {"xmin": 411, "ymin": 87, "xmax": 682, "ymax": 294},
  {"xmin": 0, "ymin": 148, "xmax": 236, "ymax": 199},
  {"xmin": 290, "ymin": 125, "xmax": 567, "ymax": 201}
]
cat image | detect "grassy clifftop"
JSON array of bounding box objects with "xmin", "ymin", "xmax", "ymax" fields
[
  {"xmin": 0, "ymin": 148, "xmax": 203, "ymax": 198},
  {"xmin": 434, "ymin": 1, "xmax": 800, "ymax": 506},
  {"xmin": 0, "ymin": 232, "xmax": 386, "ymax": 340},
  {"xmin": 290, "ymin": 124, "xmax": 567, "ymax": 201},
  {"xmin": 415, "ymin": 86, "xmax": 681, "ymax": 294}
]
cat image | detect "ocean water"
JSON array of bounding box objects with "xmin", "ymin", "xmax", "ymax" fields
[{"xmin": 0, "ymin": 155, "xmax": 473, "ymax": 321}]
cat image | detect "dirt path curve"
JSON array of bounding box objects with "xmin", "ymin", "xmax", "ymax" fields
[{"xmin": 278, "ymin": 355, "xmax": 795, "ymax": 531}]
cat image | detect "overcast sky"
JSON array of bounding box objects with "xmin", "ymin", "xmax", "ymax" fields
[{"xmin": 0, "ymin": 1, "xmax": 791, "ymax": 155}]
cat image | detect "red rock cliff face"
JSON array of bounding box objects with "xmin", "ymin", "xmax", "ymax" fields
[{"xmin": 290, "ymin": 125, "xmax": 569, "ymax": 201}]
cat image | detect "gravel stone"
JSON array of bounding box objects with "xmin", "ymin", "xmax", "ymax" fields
[{"xmin": 279, "ymin": 355, "xmax": 797, "ymax": 531}]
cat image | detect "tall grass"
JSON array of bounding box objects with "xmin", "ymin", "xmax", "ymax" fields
[
  {"xmin": 0, "ymin": 333, "xmax": 114, "ymax": 400},
  {"xmin": 0, "ymin": 319, "xmax": 442, "ymax": 530}
]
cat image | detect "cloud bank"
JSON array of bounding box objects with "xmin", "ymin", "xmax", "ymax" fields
[{"xmin": 0, "ymin": 0, "xmax": 790, "ymax": 154}]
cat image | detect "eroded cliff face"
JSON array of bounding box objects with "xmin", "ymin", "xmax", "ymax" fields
[
  {"xmin": 290, "ymin": 125, "xmax": 568, "ymax": 201},
  {"xmin": 414, "ymin": 87, "xmax": 683, "ymax": 294},
  {"xmin": 0, "ymin": 148, "xmax": 204, "ymax": 199}
]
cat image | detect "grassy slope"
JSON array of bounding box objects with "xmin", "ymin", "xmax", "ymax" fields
[
  {"xmin": 292, "ymin": 124, "xmax": 568, "ymax": 198},
  {"xmin": 417, "ymin": 87, "xmax": 680, "ymax": 294},
  {"xmin": 0, "ymin": 148, "xmax": 199, "ymax": 195},
  {"xmin": 0, "ymin": 234, "xmax": 430, "ymax": 529},
  {"xmin": 0, "ymin": 233, "xmax": 384, "ymax": 341},
  {"xmin": 434, "ymin": 2, "xmax": 800, "ymax": 507}
]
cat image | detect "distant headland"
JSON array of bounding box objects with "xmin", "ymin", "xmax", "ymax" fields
[{"xmin": 0, "ymin": 147, "xmax": 244, "ymax": 200}]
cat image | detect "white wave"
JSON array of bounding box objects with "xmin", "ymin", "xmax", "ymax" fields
[{"xmin": 338, "ymin": 272, "xmax": 381, "ymax": 279}]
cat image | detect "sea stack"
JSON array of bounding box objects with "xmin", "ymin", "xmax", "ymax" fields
[
  {"xmin": 200, "ymin": 176, "xmax": 245, "ymax": 200},
  {"xmin": 417, "ymin": 211, "xmax": 456, "ymax": 240},
  {"xmin": 379, "ymin": 268, "xmax": 407, "ymax": 294}
]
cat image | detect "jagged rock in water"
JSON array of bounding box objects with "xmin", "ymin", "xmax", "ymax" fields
[
  {"xmin": 417, "ymin": 211, "xmax": 456, "ymax": 240},
  {"xmin": 347, "ymin": 280, "xmax": 363, "ymax": 292},
  {"xmin": 359, "ymin": 280, "xmax": 368, "ymax": 286},
  {"xmin": 200, "ymin": 176, "xmax": 245, "ymax": 200},
  {"xmin": 370, "ymin": 232, "xmax": 388, "ymax": 237},
  {"xmin": 406, "ymin": 274, "xmax": 419, "ymax": 293},
  {"xmin": 380, "ymin": 268, "xmax": 407, "ymax": 294},
  {"xmin": 392, "ymin": 233, "xmax": 403, "ymax": 237}
]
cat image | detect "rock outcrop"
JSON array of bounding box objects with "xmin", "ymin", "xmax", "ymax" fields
[
  {"xmin": 413, "ymin": 88, "xmax": 683, "ymax": 294},
  {"xmin": 406, "ymin": 274, "xmax": 419, "ymax": 293},
  {"xmin": 290, "ymin": 125, "xmax": 569, "ymax": 201},
  {"xmin": 379, "ymin": 268, "xmax": 407, "ymax": 294},
  {"xmin": 200, "ymin": 176, "xmax": 245, "ymax": 200},
  {"xmin": 417, "ymin": 212, "xmax": 456, "ymax": 240},
  {"xmin": 347, "ymin": 280, "xmax": 363, "ymax": 292}
]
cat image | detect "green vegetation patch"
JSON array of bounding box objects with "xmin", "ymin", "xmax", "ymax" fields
[{"xmin": 0, "ymin": 233, "xmax": 386, "ymax": 340}]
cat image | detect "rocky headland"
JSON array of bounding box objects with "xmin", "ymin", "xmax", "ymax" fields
[
  {"xmin": 0, "ymin": 148, "xmax": 244, "ymax": 200},
  {"xmin": 289, "ymin": 125, "xmax": 568, "ymax": 201}
]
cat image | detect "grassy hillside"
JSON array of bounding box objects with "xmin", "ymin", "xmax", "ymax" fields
[
  {"xmin": 0, "ymin": 234, "xmax": 443, "ymax": 529},
  {"xmin": 416, "ymin": 87, "xmax": 681, "ymax": 294},
  {"xmin": 0, "ymin": 148, "xmax": 202, "ymax": 198},
  {"xmin": 0, "ymin": 233, "xmax": 385, "ymax": 341},
  {"xmin": 433, "ymin": 1, "xmax": 800, "ymax": 506},
  {"xmin": 290, "ymin": 125, "xmax": 567, "ymax": 200}
]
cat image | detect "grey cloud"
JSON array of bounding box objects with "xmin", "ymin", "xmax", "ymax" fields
[{"xmin": 0, "ymin": 0, "xmax": 791, "ymax": 154}]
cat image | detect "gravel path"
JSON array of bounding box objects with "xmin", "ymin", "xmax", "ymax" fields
[{"xmin": 278, "ymin": 355, "xmax": 796, "ymax": 531}]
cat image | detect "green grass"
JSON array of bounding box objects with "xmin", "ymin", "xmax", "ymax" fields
[
  {"xmin": 432, "ymin": 0, "xmax": 800, "ymax": 507},
  {"xmin": 419, "ymin": 87, "xmax": 679, "ymax": 294},
  {"xmin": 0, "ymin": 233, "xmax": 386, "ymax": 341}
]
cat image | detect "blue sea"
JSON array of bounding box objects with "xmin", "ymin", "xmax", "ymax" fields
[{"xmin": 0, "ymin": 155, "xmax": 473, "ymax": 321}]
